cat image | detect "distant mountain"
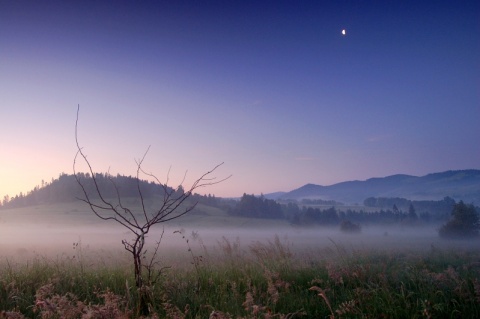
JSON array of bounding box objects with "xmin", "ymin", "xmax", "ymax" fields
[
  {"xmin": 263, "ymin": 192, "xmax": 286, "ymax": 200},
  {"xmin": 3, "ymin": 170, "xmax": 479, "ymax": 209},
  {"xmin": 279, "ymin": 170, "xmax": 480, "ymax": 205}
]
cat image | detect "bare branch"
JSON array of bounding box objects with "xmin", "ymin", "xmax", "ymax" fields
[
  {"xmin": 135, "ymin": 146, "xmax": 151, "ymax": 224},
  {"xmin": 73, "ymin": 105, "xmax": 229, "ymax": 316}
]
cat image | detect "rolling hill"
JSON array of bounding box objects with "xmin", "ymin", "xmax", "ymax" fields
[
  {"xmin": 2, "ymin": 170, "xmax": 479, "ymax": 211},
  {"xmin": 278, "ymin": 170, "xmax": 480, "ymax": 205}
]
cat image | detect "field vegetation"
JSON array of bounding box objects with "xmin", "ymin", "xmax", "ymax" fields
[
  {"xmin": 0, "ymin": 167, "xmax": 478, "ymax": 317},
  {"xmin": 1, "ymin": 227, "xmax": 479, "ymax": 318}
]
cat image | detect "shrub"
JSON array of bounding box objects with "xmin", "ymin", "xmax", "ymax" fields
[
  {"xmin": 439, "ymin": 201, "xmax": 479, "ymax": 239},
  {"xmin": 339, "ymin": 220, "xmax": 361, "ymax": 233}
]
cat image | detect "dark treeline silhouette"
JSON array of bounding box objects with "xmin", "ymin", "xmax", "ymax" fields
[
  {"xmin": 284, "ymin": 205, "xmax": 421, "ymax": 226},
  {"xmin": 0, "ymin": 173, "xmax": 159, "ymax": 208},
  {"xmin": 2, "ymin": 173, "xmax": 85, "ymax": 208},
  {"xmin": 364, "ymin": 196, "xmax": 456, "ymax": 219},
  {"xmin": 0, "ymin": 173, "xmax": 223, "ymax": 210},
  {"xmin": 229, "ymin": 196, "xmax": 472, "ymax": 227},
  {"xmin": 229, "ymin": 193, "xmax": 283, "ymax": 219}
]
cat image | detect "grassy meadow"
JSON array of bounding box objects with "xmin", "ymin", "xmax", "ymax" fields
[{"xmin": 0, "ymin": 202, "xmax": 479, "ymax": 318}]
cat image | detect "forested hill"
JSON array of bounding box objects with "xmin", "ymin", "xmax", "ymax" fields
[
  {"xmin": 0, "ymin": 173, "xmax": 176, "ymax": 209},
  {"xmin": 279, "ymin": 170, "xmax": 480, "ymax": 205}
]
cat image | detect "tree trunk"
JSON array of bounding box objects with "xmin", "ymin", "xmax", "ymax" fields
[{"xmin": 134, "ymin": 238, "xmax": 150, "ymax": 316}]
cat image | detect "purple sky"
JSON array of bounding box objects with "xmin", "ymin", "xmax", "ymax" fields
[{"xmin": 1, "ymin": 0, "xmax": 479, "ymax": 198}]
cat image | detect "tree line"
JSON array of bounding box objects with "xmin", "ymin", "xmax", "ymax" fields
[
  {"xmin": 230, "ymin": 194, "xmax": 459, "ymax": 225},
  {"xmin": 2, "ymin": 178, "xmax": 478, "ymax": 238},
  {"xmin": 229, "ymin": 194, "xmax": 479, "ymax": 238},
  {"xmin": 0, "ymin": 172, "xmax": 223, "ymax": 212},
  {"xmin": 229, "ymin": 194, "xmax": 283, "ymax": 219},
  {"xmin": 363, "ymin": 196, "xmax": 456, "ymax": 219},
  {"xmin": 0, "ymin": 173, "xmax": 213, "ymax": 209}
]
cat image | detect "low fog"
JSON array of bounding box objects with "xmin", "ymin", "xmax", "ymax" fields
[{"xmin": 2, "ymin": 210, "xmax": 478, "ymax": 264}]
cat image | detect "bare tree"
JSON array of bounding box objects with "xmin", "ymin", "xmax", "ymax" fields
[{"xmin": 73, "ymin": 106, "xmax": 229, "ymax": 315}]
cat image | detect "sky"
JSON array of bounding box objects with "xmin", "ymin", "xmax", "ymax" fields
[{"xmin": 0, "ymin": 0, "xmax": 479, "ymax": 198}]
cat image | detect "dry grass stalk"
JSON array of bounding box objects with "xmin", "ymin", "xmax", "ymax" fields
[
  {"xmin": 208, "ymin": 310, "xmax": 232, "ymax": 319},
  {"xmin": 335, "ymin": 299, "xmax": 359, "ymax": 316},
  {"xmin": 249, "ymin": 235, "xmax": 292, "ymax": 266},
  {"xmin": 309, "ymin": 286, "xmax": 334, "ymax": 319},
  {"xmin": 33, "ymin": 283, "xmax": 131, "ymax": 318}
]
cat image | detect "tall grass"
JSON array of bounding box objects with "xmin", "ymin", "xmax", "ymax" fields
[{"xmin": 1, "ymin": 235, "xmax": 479, "ymax": 318}]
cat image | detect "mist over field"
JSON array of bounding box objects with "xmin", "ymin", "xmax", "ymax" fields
[
  {"xmin": 2, "ymin": 207, "xmax": 478, "ymax": 262},
  {"xmin": 1, "ymin": 199, "xmax": 479, "ymax": 317},
  {"xmin": 1, "ymin": 160, "xmax": 477, "ymax": 315}
]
